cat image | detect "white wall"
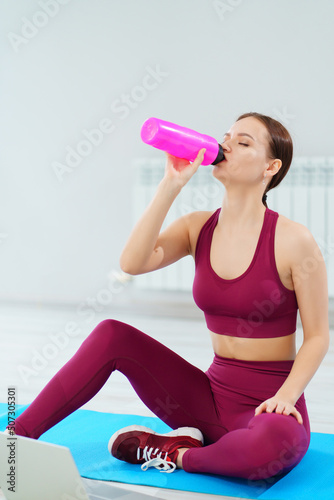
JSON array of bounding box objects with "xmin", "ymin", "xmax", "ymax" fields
[{"xmin": 0, "ymin": 0, "xmax": 333, "ymax": 304}]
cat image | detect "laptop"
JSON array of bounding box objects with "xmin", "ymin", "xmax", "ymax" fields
[{"xmin": 0, "ymin": 432, "xmax": 161, "ymax": 500}]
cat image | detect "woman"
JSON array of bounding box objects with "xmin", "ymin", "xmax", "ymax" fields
[{"xmin": 7, "ymin": 112, "xmax": 329, "ymax": 481}]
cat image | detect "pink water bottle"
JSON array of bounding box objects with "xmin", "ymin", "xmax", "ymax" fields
[{"xmin": 140, "ymin": 117, "xmax": 224, "ymax": 166}]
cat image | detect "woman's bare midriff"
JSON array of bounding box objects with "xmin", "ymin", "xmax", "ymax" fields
[{"xmin": 210, "ymin": 330, "xmax": 296, "ymax": 361}]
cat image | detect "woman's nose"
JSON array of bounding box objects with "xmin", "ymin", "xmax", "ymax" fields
[{"xmin": 222, "ymin": 141, "xmax": 231, "ymax": 153}]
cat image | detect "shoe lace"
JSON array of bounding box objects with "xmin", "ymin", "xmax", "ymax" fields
[
  {"xmin": 138, "ymin": 446, "xmax": 176, "ymax": 473},
  {"xmin": 141, "ymin": 457, "xmax": 176, "ymax": 473}
]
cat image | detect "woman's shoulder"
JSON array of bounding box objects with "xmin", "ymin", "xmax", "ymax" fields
[
  {"xmin": 186, "ymin": 209, "xmax": 217, "ymax": 224},
  {"xmin": 185, "ymin": 210, "xmax": 217, "ymax": 257},
  {"xmin": 276, "ymin": 212, "xmax": 313, "ymax": 238},
  {"xmin": 276, "ymin": 212, "xmax": 319, "ymax": 257}
]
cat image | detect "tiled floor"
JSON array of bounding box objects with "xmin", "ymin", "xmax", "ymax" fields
[{"xmin": 0, "ymin": 298, "xmax": 333, "ymax": 499}]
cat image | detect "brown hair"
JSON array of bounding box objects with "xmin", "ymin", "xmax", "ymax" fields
[{"xmin": 236, "ymin": 112, "xmax": 293, "ymax": 207}]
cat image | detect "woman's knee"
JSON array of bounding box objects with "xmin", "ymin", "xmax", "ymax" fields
[
  {"xmin": 249, "ymin": 413, "xmax": 309, "ymax": 478},
  {"xmin": 94, "ymin": 318, "xmax": 125, "ymax": 333},
  {"xmin": 86, "ymin": 319, "xmax": 131, "ymax": 350}
]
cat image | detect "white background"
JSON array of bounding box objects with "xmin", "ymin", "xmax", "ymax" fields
[{"xmin": 0, "ymin": 0, "xmax": 333, "ymax": 304}]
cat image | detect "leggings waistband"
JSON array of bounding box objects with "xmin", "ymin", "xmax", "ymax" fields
[
  {"xmin": 206, "ymin": 354, "xmax": 296, "ymax": 405},
  {"xmin": 212, "ymin": 353, "xmax": 294, "ymax": 373}
]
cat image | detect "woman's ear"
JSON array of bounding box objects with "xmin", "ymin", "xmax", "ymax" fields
[{"xmin": 266, "ymin": 159, "xmax": 282, "ymax": 178}]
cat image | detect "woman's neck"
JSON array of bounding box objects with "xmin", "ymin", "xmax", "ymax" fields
[{"xmin": 219, "ymin": 191, "xmax": 266, "ymax": 230}]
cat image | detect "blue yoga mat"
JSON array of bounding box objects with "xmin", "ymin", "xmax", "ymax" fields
[{"xmin": 0, "ymin": 403, "xmax": 333, "ymax": 499}]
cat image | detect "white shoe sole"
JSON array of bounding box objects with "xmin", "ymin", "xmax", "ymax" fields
[
  {"xmin": 4, "ymin": 429, "xmax": 15, "ymax": 436},
  {"xmin": 108, "ymin": 425, "xmax": 204, "ymax": 455}
]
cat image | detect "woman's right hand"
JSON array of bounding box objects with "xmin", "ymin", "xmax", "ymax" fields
[{"xmin": 164, "ymin": 148, "xmax": 206, "ymax": 189}]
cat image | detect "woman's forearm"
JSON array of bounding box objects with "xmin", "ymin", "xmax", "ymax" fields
[
  {"xmin": 276, "ymin": 334, "xmax": 329, "ymax": 405},
  {"xmin": 120, "ymin": 177, "xmax": 181, "ymax": 274},
  {"xmin": 120, "ymin": 149, "xmax": 206, "ymax": 275}
]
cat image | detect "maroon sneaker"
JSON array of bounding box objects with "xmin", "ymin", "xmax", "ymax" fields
[{"xmin": 108, "ymin": 425, "xmax": 204, "ymax": 473}]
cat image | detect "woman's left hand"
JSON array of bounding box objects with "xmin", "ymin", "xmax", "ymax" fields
[{"xmin": 254, "ymin": 397, "xmax": 303, "ymax": 425}]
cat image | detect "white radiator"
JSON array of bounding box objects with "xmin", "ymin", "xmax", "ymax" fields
[{"xmin": 132, "ymin": 157, "xmax": 334, "ymax": 297}]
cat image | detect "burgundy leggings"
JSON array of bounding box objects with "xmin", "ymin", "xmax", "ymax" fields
[{"xmin": 13, "ymin": 319, "xmax": 310, "ymax": 481}]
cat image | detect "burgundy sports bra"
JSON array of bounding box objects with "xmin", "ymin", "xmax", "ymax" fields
[{"xmin": 192, "ymin": 208, "xmax": 298, "ymax": 338}]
